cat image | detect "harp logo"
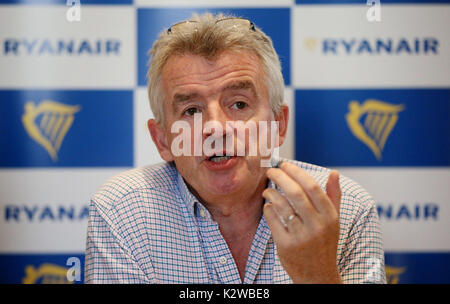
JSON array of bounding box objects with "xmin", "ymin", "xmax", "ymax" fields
[
  {"xmin": 22, "ymin": 100, "xmax": 81, "ymax": 161},
  {"xmin": 304, "ymin": 38, "xmax": 318, "ymax": 52},
  {"xmin": 385, "ymin": 265, "xmax": 406, "ymax": 284},
  {"xmin": 346, "ymin": 99, "xmax": 404, "ymax": 160},
  {"xmin": 23, "ymin": 263, "xmax": 73, "ymax": 284}
]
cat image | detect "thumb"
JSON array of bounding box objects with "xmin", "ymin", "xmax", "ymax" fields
[{"xmin": 326, "ymin": 170, "xmax": 341, "ymax": 215}]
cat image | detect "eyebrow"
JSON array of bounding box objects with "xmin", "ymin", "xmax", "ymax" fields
[
  {"xmin": 223, "ymin": 80, "xmax": 257, "ymax": 98},
  {"xmin": 173, "ymin": 92, "xmax": 199, "ymax": 104},
  {"xmin": 171, "ymin": 80, "xmax": 258, "ymax": 110}
]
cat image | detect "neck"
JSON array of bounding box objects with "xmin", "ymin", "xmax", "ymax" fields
[
  {"xmin": 186, "ymin": 176, "xmax": 268, "ymax": 283},
  {"xmin": 186, "ymin": 176, "xmax": 268, "ymax": 229}
]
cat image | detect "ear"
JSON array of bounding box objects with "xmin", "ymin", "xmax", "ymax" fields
[
  {"xmin": 147, "ymin": 119, "xmax": 174, "ymax": 162},
  {"xmin": 274, "ymin": 104, "xmax": 289, "ymax": 147}
]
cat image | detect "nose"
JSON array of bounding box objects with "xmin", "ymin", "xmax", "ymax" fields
[{"xmin": 202, "ymin": 102, "xmax": 231, "ymax": 139}]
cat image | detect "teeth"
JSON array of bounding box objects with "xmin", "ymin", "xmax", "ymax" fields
[{"xmin": 210, "ymin": 156, "xmax": 232, "ymax": 163}]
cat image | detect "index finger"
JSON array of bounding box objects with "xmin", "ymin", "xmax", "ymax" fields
[{"xmin": 280, "ymin": 162, "xmax": 336, "ymax": 216}]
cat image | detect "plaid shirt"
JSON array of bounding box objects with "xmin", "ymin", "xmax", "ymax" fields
[{"xmin": 84, "ymin": 159, "xmax": 386, "ymax": 284}]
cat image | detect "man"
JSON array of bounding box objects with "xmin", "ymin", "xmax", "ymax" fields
[{"xmin": 84, "ymin": 13, "xmax": 386, "ymax": 284}]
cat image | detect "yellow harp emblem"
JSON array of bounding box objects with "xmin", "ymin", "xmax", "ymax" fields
[
  {"xmin": 23, "ymin": 263, "xmax": 73, "ymax": 284},
  {"xmin": 346, "ymin": 99, "xmax": 404, "ymax": 160},
  {"xmin": 22, "ymin": 100, "xmax": 81, "ymax": 161},
  {"xmin": 385, "ymin": 265, "xmax": 406, "ymax": 284}
]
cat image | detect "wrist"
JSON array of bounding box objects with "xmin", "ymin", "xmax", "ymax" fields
[{"xmin": 291, "ymin": 269, "xmax": 342, "ymax": 284}]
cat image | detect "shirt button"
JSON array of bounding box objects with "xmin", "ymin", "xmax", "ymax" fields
[
  {"xmin": 199, "ymin": 209, "xmax": 206, "ymax": 218},
  {"xmin": 218, "ymin": 256, "xmax": 227, "ymax": 265}
]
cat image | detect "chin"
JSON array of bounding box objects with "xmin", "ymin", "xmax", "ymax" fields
[
  {"xmin": 178, "ymin": 156, "xmax": 264, "ymax": 198},
  {"xmin": 201, "ymin": 162, "xmax": 248, "ymax": 194},
  {"xmin": 205, "ymin": 175, "xmax": 242, "ymax": 196}
]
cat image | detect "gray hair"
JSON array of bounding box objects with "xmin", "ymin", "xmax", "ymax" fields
[{"xmin": 147, "ymin": 12, "xmax": 285, "ymax": 125}]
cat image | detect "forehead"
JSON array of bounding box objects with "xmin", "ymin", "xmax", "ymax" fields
[{"xmin": 160, "ymin": 50, "xmax": 266, "ymax": 96}]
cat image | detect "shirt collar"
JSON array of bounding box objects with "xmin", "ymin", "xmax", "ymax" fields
[{"xmin": 176, "ymin": 171, "xmax": 199, "ymax": 217}]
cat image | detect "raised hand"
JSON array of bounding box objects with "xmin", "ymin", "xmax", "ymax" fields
[{"xmin": 263, "ymin": 162, "xmax": 342, "ymax": 284}]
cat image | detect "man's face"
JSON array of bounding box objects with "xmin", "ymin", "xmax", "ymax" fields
[{"xmin": 149, "ymin": 50, "xmax": 287, "ymax": 203}]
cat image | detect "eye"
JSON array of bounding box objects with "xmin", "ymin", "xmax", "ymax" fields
[
  {"xmin": 183, "ymin": 107, "xmax": 201, "ymax": 116},
  {"xmin": 231, "ymin": 101, "xmax": 248, "ymax": 110}
]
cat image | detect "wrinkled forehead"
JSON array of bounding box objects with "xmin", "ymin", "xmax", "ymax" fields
[
  {"xmin": 160, "ymin": 50, "xmax": 267, "ymax": 96},
  {"xmin": 163, "ymin": 49, "xmax": 262, "ymax": 75}
]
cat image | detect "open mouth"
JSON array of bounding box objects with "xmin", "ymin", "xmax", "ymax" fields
[
  {"xmin": 203, "ymin": 152, "xmax": 238, "ymax": 170},
  {"xmin": 208, "ymin": 155, "xmax": 234, "ymax": 163},
  {"xmin": 202, "ymin": 149, "xmax": 239, "ymax": 170}
]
